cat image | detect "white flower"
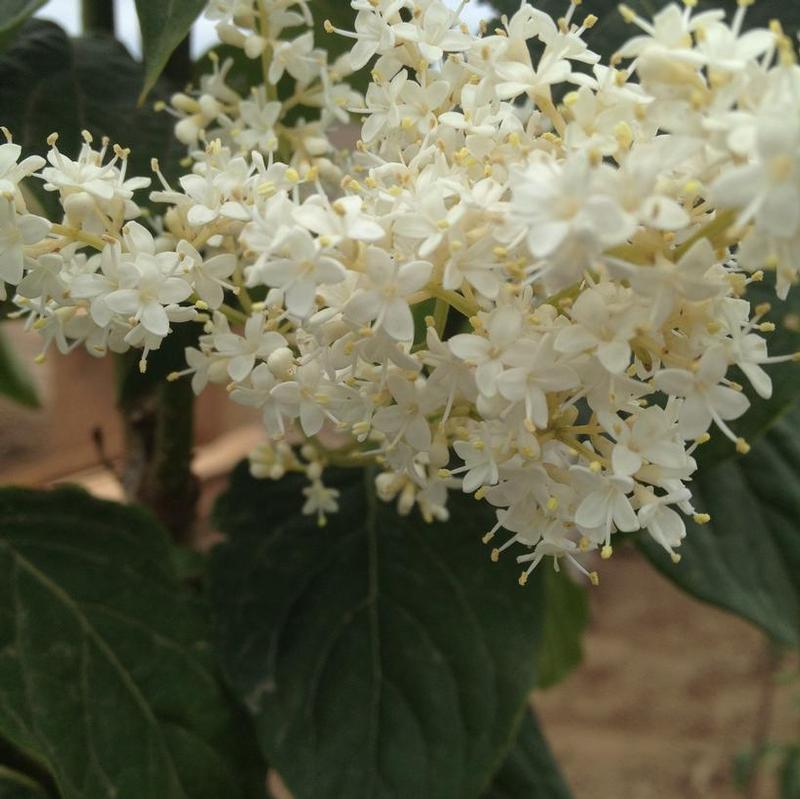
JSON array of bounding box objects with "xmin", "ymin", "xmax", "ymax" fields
[
  {"xmin": 361, "ymin": 70, "xmax": 407, "ymax": 143},
  {"xmin": 6, "ymin": 0, "xmax": 800, "ymax": 586},
  {"xmin": 102, "ymin": 223, "xmax": 191, "ymax": 337},
  {"xmin": 269, "ymin": 32, "xmax": 320, "ymax": 85},
  {"xmin": 571, "ymin": 465, "xmax": 639, "ymax": 539},
  {"xmin": 230, "ymin": 363, "xmax": 285, "ymax": 435},
  {"xmin": 235, "ymin": 88, "xmax": 282, "ymax": 153},
  {"xmin": 600, "ymin": 406, "xmax": 688, "ymax": 477},
  {"xmin": 393, "ymin": 1, "xmax": 471, "ymax": 62},
  {"xmin": 510, "ymin": 155, "xmax": 634, "ymax": 289},
  {"xmin": 452, "ymin": 425, "xmax": 502, "ymax": 494},
  {"xmin": 255, "ymin": 228, "xmax": 346, "ymax": 317},
  {"xmin": 302, "ymin": 478, "xmax": 340, "ymax": 525},
  {"xmin": 0, "ymin": 142, "xmax": 45, "ymax": 195},
  {"xmin": 17, "ymin": 252, "xmax": 68, "ymax": 301},
  {"xmin": 636, "ymin": 485, "xmax": 692, "ymax": 561},
  {"xmin": 497, "ymin": 334, "xmax": 578, "ymax": 429},
  {"xmin": 0, "ymin": 197, "xmax": 49, "ymax": 286},
  {"xmin": 213, "ymin": 312, "xmax": 287, "ymax": 382},
  {"xmin": 449, "ymin": 306, "xmax": 522, "ymax": 397},
  {"xmin": 555, "ymin": 286, "xmax": 640, "ymax": 374},
  {"xmin": 342, "ymin": 10, "xmax": 396, "ymax": 71},
  {"xmin": 372, "ymin": 374, "xmax": 437, "ymax": 452},
  {"xmin": 654, "ymin": 346, "xmax": 750, "ymax": 441},
  {"xmin": 269, "ymin": 361, "xmax": 329, "ymax": 436},
  {"xmin": 619, "ymin": 239, "xmax": 727, "ymax": 327},
  {"xmin": 294, "ymin": 195, "xmax": 385, "ymax": 244},
  {"xmin": 177, "ymin": 240, "xmax": 236, "ymax": 309},
  {"xmin": 712, "ymin": 112, "xmax": 800, "ymax": 238},
  {"xmin": 344, "ymin": 248, "xmax": 431, "ymax": 340}
]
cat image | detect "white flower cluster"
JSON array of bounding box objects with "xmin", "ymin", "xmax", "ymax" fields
[{"xmin": 3, "ymin": 0, "xmax": 800, "ymax": 584}]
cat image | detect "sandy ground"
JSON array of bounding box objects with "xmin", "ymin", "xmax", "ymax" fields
[{"xmin": 536, "ymin": 548, "xmax": 798, "ymax": 799}]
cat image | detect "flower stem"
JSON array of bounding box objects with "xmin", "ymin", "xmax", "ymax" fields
[
  {"xmin": 51, "ymin": 224, "xmax": 106, "ymax": 251},
  {"xmin": 433, "ymin": 297, "xmax": 450, "ymax": 337},
  {"xmin": 82, "ymin": 0, "xmax": 115, "ymax": 33},
  {"xmin": 673, "ymin": 208, "xmax": 737, "ymax": 261},
  {"xmin": 428, "ymin": 286, "xmax": 478, "ymax": 318},
  {"xmin": 116, "ymin": 350, "xmax": 199, "ymax": 543},
  {"xmin": 257, "ymin": 0, "xmax": 278, "ymax": 102}
]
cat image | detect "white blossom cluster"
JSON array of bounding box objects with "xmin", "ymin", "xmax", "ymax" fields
[{"xmin": 3, "ymin": 0, "xmax": 800, "ymax": 585}]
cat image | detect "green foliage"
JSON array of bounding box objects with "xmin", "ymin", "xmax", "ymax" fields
[
  {"xmin": 639, "ymin": 405, "xmax": 800, "ymax": 646},
  {"xmin": 0, "ymin": 19, "xmax": 184, "ymax": 205},
  {"xmin": 0, "ymin": 486, "xmax": 264, "ymax": 799},
  {"xmin": 0, "ymin": 0, "xmax": 45, "ymax": 48},
  {"xmin": 210, "ymin": 464, "xmax": 558, "ymax": 799},
  {"xmin": 0, "ymin": 767, "xmax": 47, "ymax": 799},
  {"xmin": 782, "ymin": 746, "xmax": 800, "ymax": 799},
  {"xmin": 135, "ymin": 0, "xmax": 207, "ymax": 100},
  {"xmin": 314, "ymin": 0, "xmax": 362, "ymax": 67},
  {"xmin": 482, "ymin": 710, "xmax": 573, "ymax": 799},
  {"xmin": 536, "ymin": 568, "xmax": 588, "ymax": 689},
  {"xmin": 0, "ymin": 327, "xmax": 38, "ymax": 408}
]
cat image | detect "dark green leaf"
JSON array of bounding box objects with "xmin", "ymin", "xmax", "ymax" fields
[
  {"xmin": 135, "ymin": 0, "xmax": 206, "ymax": 101},
  {"xmin": 0, "ymin": 327, "xmax": 39, "ymax": 408},
  {"xmin": 313, "ymin": 1, "xmax": 360, "ymax": 68},
  {"xmin": 781, "ymin": 746, "xmax": 800, "ymax": 799},
  {"xmin": 211, "ymin": 464, "xmax": 547, "ymax": 799},
  {"xmin": 0, "ymin": 0, "xmax": 45, "ymax": 48},
  {"xmin": 732, "ymin": 750, "xmax": 758, "ymax": 793},
  {"xmin": 0, "ymin": 19, "xmax": 185, "ymax": 209},
  {"xmin": 639, "ymin": 405, "xmax": 800, "ymax": 646},
  {"xmin": 481, "ymin": 710, "xmax": 573, "ymax": 799},
  {"xmin": 0, "ymin": 486, "xmax": 265, "ymax": 799},
  {"xmin": 0, "ymin": 767, "xmax": 48, "ymax": 799},
  {"xmin": 535, "ymin": 568, "xmax": 588, "ymax": 690}
]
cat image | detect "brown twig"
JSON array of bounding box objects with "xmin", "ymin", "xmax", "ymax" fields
[{"xmin": 91, "ymin": 426, "xmax": 124, "ymax": 488}]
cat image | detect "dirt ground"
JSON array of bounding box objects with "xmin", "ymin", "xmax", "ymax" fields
[
  {"xmin": 537, "ymin": 548, "xmax": 798, "ymax": 799},
  {"xmin": 2, "ymin": 338, "xmax": 798, "ymax": 799}
]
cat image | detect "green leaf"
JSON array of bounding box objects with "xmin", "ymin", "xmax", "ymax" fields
[
  {"xmin": 781, "ymin": 746, "xmax": 800, "ymax": 799},
  {"xmin": 0, "ymin": 0, "xmax": 45, "ymax": 47},
  {"xmin": 481, "ymin": 710, "xmax": 573, "ymax": 799},
  {"xmin": 135, "ymin": 0, "xmax": 206, "ymax": 101},
  {"xmin": 639, "ymin": 405, "xmax": 800, "ymax": 646},
  {"xmin": 0, "ymin": 328, "xmax": 39, "ymax": 408},
  {"xmin": 210, "ymin": 464, "xmax": 547, "ymax": 799},
  {"xmin": 313, "ymin": 1, "xmax": 359, "ymax": 66},
  {"xmin": 535, "ymin": 568, "xmax": 588, "ymax": 690},
  {"xmin": 0, "ymin": 19, "xmax": 185, "ymax": 207},
  {"xmin": 0, "ymin": 485, "xmax": 265, "ymax": 799},
  {"xmin": 0, "ymin": 766, "xmax": 48, "ymax": 799}
]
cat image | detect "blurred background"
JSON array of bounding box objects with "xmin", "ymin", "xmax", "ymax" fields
[{"xmin": 2, "ymin": 1, "xmax": 799, "ymax": 797}]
